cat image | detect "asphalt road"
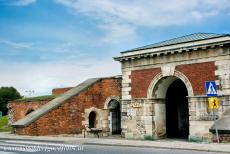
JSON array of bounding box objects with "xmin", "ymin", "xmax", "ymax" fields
[{"xmin": 0, "ymin": 140, "xmax": 222, "ymax": 154}]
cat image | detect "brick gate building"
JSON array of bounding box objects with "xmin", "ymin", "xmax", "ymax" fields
[
  {"xmin": 8, "ymin": 33, "xmax": 230, "ymax": 142},
  {"xmin": 114, "ymin": 33, "xmax": 230, "ymax": 141}
]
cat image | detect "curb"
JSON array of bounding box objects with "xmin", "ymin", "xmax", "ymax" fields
[
  {"xmin": 0, "ymin": 137, "xmax": 65, "ymax": 144},
  {"xmin": 0, "ymin": 137, "xmax": 230, "ymax": 153},
  {"xmin": 83, "ymin": 142, "xmax": 230, "ymax": 154}
]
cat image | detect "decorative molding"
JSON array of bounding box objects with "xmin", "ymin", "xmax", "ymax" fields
[
  {"xmin": 147, "ymin": 71, "xmax": 194, "ymax": 98},
  {"xmin": 130, "ymin": 102, "xmax": 142, "ymax": 108},
  {"xmin": 161, "ymin": 65, "xmax": 175, "ymax": 77},
  {"xmin": 104, "ymin": 96, "xmax": 120, "ymax": 109}
]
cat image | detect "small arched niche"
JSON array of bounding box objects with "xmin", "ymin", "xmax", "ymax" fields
[{"xmin": 89, "ymin": 111, "xmax": 96, "ymax": 128}]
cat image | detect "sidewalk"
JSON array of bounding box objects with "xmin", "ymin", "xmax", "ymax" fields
[{"xmin": 0, "ymin": 132, "xmax": 230, "ymax": 153}]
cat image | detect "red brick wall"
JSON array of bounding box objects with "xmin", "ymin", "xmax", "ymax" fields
[
  {"xmin": 130, "ymin": 62, "xmax": 215, "ymax": 98},
  {"xmin": 13, "ymin": 78, "xmax": 121, "ymax": 136},
  {"xmin": 176, "ymin": 62, "xmax": 215, "ymax": 95},
  {"xmin": 8, "ymin": 100, "xmax": 50, "ymax": 123},
  {"xmin": 52, "ymin": 87, "xmax": 73, "ymax": 95},
  {"xmin": 130, "ymin": 68, "xmax": 161, "ymax": 98},
  {"xmin": 212, "ymin": 134, "xmax": 230, "ymax": 143}
]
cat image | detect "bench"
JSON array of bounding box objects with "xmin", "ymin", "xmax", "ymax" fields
[
  {"xmin": 88, "ymin": 128, "xmax": 102, "ymax": 138},
  {"xmin": 83, "ymin": 126, "xmax": 102, "ymax": 138}
]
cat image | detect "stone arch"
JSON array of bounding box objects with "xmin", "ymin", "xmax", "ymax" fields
[
  {"xmin": 82, "ymin": 107, "xmax": 110, "ymax": 136},
  {"xmin": 104, "ymin": 96, "xmax": 120, "ymax": 109},
  {"xmin": 104, "ymin": 96, "xmax": 121, "ymax": 135},
  {"xmin": 84, "ymin": 107, "xmax": 100, "ymax": 128},
  {"xmin": 146, "ymin": 70, "xmax": 193, "ymax": 138},
  {"xmin": 147, "ymin": 71, "xmax": 194, "ymax": 98}
]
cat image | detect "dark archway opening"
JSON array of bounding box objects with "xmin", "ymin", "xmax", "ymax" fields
[
  {"xmin": 108, "ymin": 100, "xmax": 121, "ymax": 134},
  {"xmin": 166, "ymin": 79, "xmax": 189, "ymax": 138},
  {"xmin": 89, "ymin": 111, "xmax": 96, "ymax": 128},
  {"xmin": 25, "ymin": 109, "xmax": 34, "ymax": 115}
]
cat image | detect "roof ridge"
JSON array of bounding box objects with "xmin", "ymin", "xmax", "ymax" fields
[{"xmin": 122, "ymin": 32, "xmax": 229, "ymax": 53}]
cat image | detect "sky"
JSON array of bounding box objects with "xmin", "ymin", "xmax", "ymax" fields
[{"xmin": 0, "ymin": 0, "xmax": 230, "ymax": 97}]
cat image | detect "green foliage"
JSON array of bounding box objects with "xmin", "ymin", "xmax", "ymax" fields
[
  {"xmin": 188, "ymin": 135, "xmax": 204, "ymax": 142},
  {"xmin": 0, "ymin": 87, "xmax": 21, "ymax": 115},
  {"xmin": 0, "ymin": 116, "xmax": 13, "ymax": 132},
  {"xmin": 144, "ymin": 135, "xmax": 154, "ymax": 140},
  {"xmin": 16, "ymin": 95, "xmax": 59, "ymax": 102}
]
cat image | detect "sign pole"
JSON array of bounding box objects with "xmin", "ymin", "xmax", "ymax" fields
[
  {"xmin": 206, "ymin": 81, "xmax": 219, "ymax": 143},
  {"xmin": 212, "ymin": 109, "xmax": 219, "ymax": 143}
]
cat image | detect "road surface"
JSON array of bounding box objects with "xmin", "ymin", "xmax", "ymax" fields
[{"xmin": 0, "ymin": 139, "xmax": 222, "ymax": 154}]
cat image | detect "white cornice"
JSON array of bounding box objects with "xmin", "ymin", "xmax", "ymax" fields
[{"xmin": 114, "ymin": 36, "xmax": 230, "ymax": 61}]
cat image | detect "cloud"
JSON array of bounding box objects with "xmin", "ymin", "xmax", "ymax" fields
[
  {"xmin": 0, "ymin": 59, "xmax": 120, "ymax": 97},
  {"xmin": 0, "ymin": 39, "xmax": 33, "ymax": 49},
  {"xmin": 98, "ymin": 23, "xmax": 137, "ymax": 44},
  {"xmin": 56, "ymin": 0, "xmax": 230, "ymax": 27},
  {"xmin": 55, "ymin": 0, "xmax": 230, "ymax": 44},
  {"xmin": 10, "ymin": 0, "xmax": 36, "ymax": 6}
]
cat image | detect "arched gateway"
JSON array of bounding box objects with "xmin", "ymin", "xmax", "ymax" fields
[
  {"xmin": 115, "ymin": 33, "xmax": 230, "ymax": 141},
  {"xmin": 166, "ymin": 79, "xmax": 189, "ymax": 138},
  {"xmin": 147, "ymin": 71, "xmax": 193, "ymax": 139}
]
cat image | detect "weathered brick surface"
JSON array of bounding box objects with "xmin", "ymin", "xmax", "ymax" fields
[
  {"xmin": 52, "ymin": 87, "xmax": 73, "ymax": 95},
  {"xmin": 8, "ymin": 100, "xmax": 50, "ymax": 123},
  {"xmin": 212, "ymin": 134, "xmax": 230, "ymax": 143},
  {"xmin": 10, "ymin": 78, "xmax": 121, "ymax": 136},
  {"xmin": 130, "ymin": 68, "xmax": 161, "ymax": 98},
  {"xmin": 176, "ymin": 62, "xmax": 215, "ymax": 95},
  {"xmin": 130, "ymin": 62, "xmax": 215, "ymax": 98}
]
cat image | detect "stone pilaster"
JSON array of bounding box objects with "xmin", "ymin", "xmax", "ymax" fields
[
  {"xmin": 152, "ymin": 98, "xmax": 166, "ymax": 138},
  {"xmin": 121, "ymin": 69, "xmax": 131, "ymax": 100}
]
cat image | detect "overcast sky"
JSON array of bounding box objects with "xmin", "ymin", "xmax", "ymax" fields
[{"xmin": 0, "ymin": 0, "xmax": 230, "ymax": 97}]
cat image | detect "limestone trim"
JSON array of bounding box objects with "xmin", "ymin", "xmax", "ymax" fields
[
  {"xmin": 117, "ymin": 36, "xmax": 230, "ymax": 57},
  {"xmin": 147, "ymin": 71, "xmax": 194, "ymax": 98},
  {"xmin": 161, "ymin": 65, "xmax": 175, "ymax": 76},
  {"xmin": 104, "ymin": 96, "xmax": 121, "ymax": 109},
  {"xmin": 120, "ymin": 49, "xmax": 229, "ymax": 70},
  {"xmin": 84, "ymin": 107, "xmax": 102, "ymax": 129}
]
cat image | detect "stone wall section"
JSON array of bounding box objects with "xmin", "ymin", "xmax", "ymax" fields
[
  {"xmin": 120, "ymin": 65, "xmax": 131, "ymax": 136},
  {"xmin": 10, "ymin": 78, "xmax": 121, "ymax": 136},
  {"xmin": 215, "ymin": 46, "xmax": 230, "ymax": 96}
]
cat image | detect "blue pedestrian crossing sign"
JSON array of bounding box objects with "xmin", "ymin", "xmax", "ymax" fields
[{"xmin": 205, "ymin": 81, "xmax": 218, "ymax": 97}]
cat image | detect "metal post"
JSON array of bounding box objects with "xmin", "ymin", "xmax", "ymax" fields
[{"xmin": 213, "ymin": 109, "xmax": 219, "ymax": 143}]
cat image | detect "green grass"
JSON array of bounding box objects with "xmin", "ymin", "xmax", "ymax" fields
[
  {"xmin": 0, "ymin": 116, "xmax": 13, "ymax": 132},
  {"xmin": 16, "ymin": 94, "xmax": 60, "ymax": 102}
]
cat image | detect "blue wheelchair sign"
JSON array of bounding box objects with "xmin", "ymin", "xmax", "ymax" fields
[{"xmin": 205, "ymin": 81, "xmax": 218, "ymax": 97}]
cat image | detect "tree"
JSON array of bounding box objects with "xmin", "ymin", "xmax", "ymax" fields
[{"xmin": 0, "ymin": 87, "xmax": 21, "ymax": 116}]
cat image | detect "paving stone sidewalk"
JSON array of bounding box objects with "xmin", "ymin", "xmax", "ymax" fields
[{"xmin": 0, "ymin": 132, "xmax": 230, "ymax": 153}]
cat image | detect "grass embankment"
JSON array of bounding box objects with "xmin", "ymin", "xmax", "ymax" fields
[
  {"xmin": 16, "ymin": 95, "xmax": 59, "ymax": 102},
  {"xmin": 0, "ymin": 116, "xmax": 13, "ymax": 132}
]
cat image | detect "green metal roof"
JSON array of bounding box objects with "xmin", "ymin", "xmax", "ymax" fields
[{"xmin": 122, "ymin": 33, "xmax": 229, "ymax": 53}]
